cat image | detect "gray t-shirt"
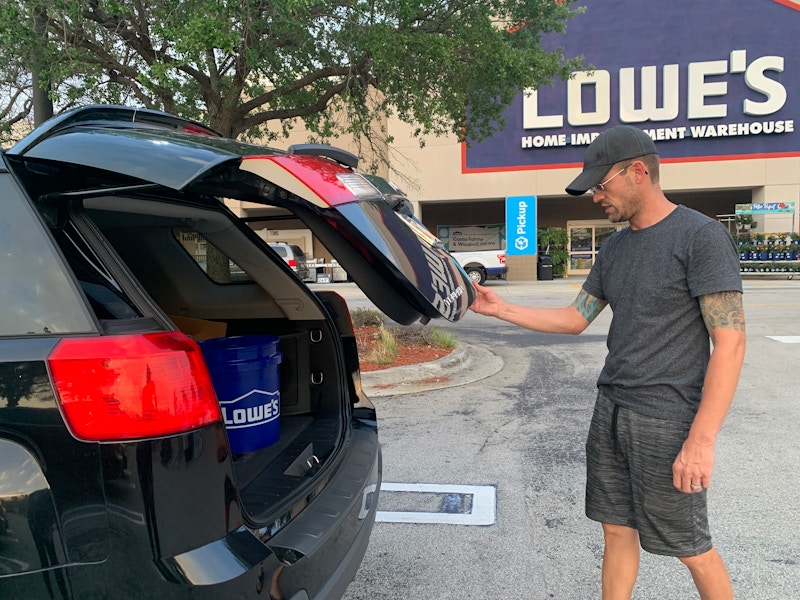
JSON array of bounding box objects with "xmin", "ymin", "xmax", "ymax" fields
[{"xmin": 582, "ymin": 205, "xmax": 742, "ymax": 422}]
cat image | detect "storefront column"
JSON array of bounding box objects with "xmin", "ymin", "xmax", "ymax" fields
[
  {"xmin": 752, "ymin": 184, "xmax": 800, "ymax": 233},
  {"xmin": 506, "ymin": 255, "xmax": 537, "ymax": 281}
]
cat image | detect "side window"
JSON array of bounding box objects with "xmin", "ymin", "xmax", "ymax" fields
[
  {"xmin": 174, "ymin": 229, "xmax": 251, "ymax": 283},
  {"xmin": 53, "ymin": 220, "xmax": 141, "ymax": 320},
  {"xmin": 0, "ymin": 176, "xmax": 95, "ymax": 335}
]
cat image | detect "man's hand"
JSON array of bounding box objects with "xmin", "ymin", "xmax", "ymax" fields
[
  {"xmin": 469, "ymin": 282, "xmax": 504, "ymax": 317},
  {"xmin": 673, "ymin": 438, "xmax": 716, "ymax": 494}
]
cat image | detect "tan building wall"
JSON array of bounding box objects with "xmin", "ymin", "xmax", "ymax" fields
[
  {"xmin": 387, "ymin": 116, "xmax": 800, "ymax": 217},
  {"xmin": 384, "ymin": 116, "xmax": 799, "ymax": 280}
]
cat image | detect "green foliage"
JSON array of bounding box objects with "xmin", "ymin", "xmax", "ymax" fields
[
  {"xmin": 537, "ymin": 227, "xmax": 568, "ymax": 251},
  {"xmin": 0, "ymin": 0, "xmax": 585, "ymax": 160},
  {"xmin": 734, "ymin": 213, "xmax": 756, "ymax": 229},
  {"xmin": 427, "ymin": 326, "xmax": 457, "ymax": 350},
  {"xmin": 370, "ymin": 326, "xmax": 399, "ymax": 365},
  {"xmin": 351, "ymin": 307, "xmax": 385, "ymax": 329},
  {"xmin": 389, "ymin": 324, "xmax": 457, "ymax": 349},
  {"xmin": 538, "ymin": 226, "xmax": 569, "ymax": 275},
  {"xmin": 367, "ymin": 324, "xmax": 456, "ymax": 364}
]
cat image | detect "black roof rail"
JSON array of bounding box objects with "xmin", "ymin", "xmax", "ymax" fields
[{"xmin": 287, "ymin": 143, "xmax": 359, "ymax": 169}]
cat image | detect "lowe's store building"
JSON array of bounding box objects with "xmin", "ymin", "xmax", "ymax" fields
[
  {"xmin": 241, "ymin": 0, "xmax": 799, "ymax": 281},
  {"xmin": 386, "ymin": 0, "xmax": 800, "ymax": 280}
]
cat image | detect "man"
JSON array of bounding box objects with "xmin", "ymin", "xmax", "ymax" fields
[{"xmin": 470, "ymin": 126, "xmax": 746, "ymax": 600}]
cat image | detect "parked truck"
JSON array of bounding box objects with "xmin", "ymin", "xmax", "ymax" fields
[{"xmin": 450, "ymin": 249, "xmax": 507, "ymax": 284}]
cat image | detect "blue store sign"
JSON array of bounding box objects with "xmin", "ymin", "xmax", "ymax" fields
[
  {"xmin": 505, "ymin": 196, "xmax": 537, "ymax": 256},
  {"xmin": 465, "ymin": 0, "xmax": 799, "ymax": 173}
]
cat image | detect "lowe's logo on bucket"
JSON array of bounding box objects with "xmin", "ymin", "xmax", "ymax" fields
[{"xmin": 219, "ymin": 390, "xmax": 280, "ymax": 429}]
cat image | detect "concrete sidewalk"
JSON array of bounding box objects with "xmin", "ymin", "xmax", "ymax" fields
[{"xmin": 361, "ymin": 340, "xmax": 504, "ymax": 397}]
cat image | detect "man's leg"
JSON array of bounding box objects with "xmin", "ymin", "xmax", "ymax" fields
[
  {"xmin": 679, "ymin": 547, "xmax": 733, "ymax": 600},
  {"xmin": 601, "ymin": 523, "xmax": 640, "ymax": 600}
]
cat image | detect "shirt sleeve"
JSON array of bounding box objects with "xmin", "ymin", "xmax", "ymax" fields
[{"xmin": 687, "ymin": 221, "xmax": 743, "ymax": 298}]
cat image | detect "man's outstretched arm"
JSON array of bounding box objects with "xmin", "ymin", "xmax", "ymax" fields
[{"xmin": 469, "ymin": 283, "xmax": 608, "ymax": 335}]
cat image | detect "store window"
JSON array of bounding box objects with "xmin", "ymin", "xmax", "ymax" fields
[{"xmin": 567, "ymin": 221, "xmax": 627, "ymax": 275}]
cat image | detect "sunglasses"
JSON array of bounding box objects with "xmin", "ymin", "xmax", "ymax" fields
[{"xmin": 590, "ymin": 164, "xmax": 630, "ymax": 194}]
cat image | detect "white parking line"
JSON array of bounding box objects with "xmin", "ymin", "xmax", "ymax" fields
[
  {"xmin": 376, "ymin": 483, "xmax": 496, "ymax": 525},
  {"xmin": 767, "ymin": 336, "xmax": 800, "ymax": 343}
]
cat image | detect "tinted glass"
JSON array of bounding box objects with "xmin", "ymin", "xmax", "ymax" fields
[
  {"xmin": 0, "ymin": 176, "xmax": 95, "ymax": 335},
  {"xmin": 336, "ymin": 201, "xmax": 473, "ymax": 322},
  {"xmin": 175, "ymin": 229, "xmax": 251, "ymax": 283}
]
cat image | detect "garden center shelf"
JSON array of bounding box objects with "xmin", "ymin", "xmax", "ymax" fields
[{"xmin": 739, "ymin": 261, "xmax": 799, "ymax": 280}]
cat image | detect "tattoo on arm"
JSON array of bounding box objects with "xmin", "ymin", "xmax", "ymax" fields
[
  {"xmin": 699, "ymin": 291, "xmax": 745, "ymax": 331},
  {"xmin": 572, "ymin": 290, "xmax": 607, "ymax": 323}
]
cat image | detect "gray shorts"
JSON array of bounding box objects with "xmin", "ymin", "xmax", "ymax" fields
[{"xmin": 585, "ymin": 390, "xmax": 712, "ymax": 557}]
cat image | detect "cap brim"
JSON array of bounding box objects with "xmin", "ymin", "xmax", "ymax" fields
[{"xmin": 565, "ymin": 164, "xmax": 610, "ymax": 196}]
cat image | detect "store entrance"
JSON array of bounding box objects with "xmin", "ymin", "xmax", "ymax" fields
[{"xmin": 567, "ymin": 220, "xmax": 627, "ymax": 276}]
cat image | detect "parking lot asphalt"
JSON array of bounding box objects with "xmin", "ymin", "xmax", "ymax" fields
[{"xmin": 341, "ymin": 275, "xmax": 800, "ymax": 600}]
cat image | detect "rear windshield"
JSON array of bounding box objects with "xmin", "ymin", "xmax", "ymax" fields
[
  {"xmin": 270, "ymin": 245, "xmax": 288, "ymax": 258},
  {"xmin": 0, "ymin": 176, "xmax": 95, "ymax": 336}
]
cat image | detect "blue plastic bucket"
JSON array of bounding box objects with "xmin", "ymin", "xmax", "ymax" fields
[{"xmin": 199, "ymin": 335, "xmax": 283, "ymax": 453}]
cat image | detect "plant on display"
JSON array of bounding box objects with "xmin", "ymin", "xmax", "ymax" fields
[
  {"xmin": 734, "ymin": 213, "xmax": 756, "ymax": 229},
  {"xmin": 538, "ymin": 227, "xmax": 569, "ymax": 275},
  {"xmin": 736, "ymin": 231, "xmax": 800, "ymax": 264},
  {"xmin": 0, "ymin": 0, "xmax": 585, "ymax": 167}
]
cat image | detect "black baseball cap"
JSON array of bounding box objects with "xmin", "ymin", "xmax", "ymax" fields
[{"xmin": 565, "ymin": 126, "xmax": 658, "ymax": 196}]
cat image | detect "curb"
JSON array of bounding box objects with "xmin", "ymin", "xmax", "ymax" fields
[{"xmin": 361, "ymin": 341, "xmax": 504, "ymax": 397}]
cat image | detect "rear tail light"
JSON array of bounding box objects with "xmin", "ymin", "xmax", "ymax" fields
[
  {"xmin": 498, "ymin": 252, "xmax": 506, "ymax": 264},
  {"xmin": 288, "ymin": 258, "xmax": 297, "ymax": 268},
  {"xmin": 48, "ymin": 332, "xmax": 221, "ymax": 442}
]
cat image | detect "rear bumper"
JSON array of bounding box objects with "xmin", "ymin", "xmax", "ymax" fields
[
  {"xmin": 173, "ymin": 425, "xmax": 382, "ymax": 599},
  {"xmin": 265, "ymin": 426, "xmax": 381, "ymax": 598},
  {"xmin": 310, "ymin": 470, "xmax": 379, "ymax": 600}
]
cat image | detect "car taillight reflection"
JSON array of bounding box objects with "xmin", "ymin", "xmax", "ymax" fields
[
  {"xmin": 48, "ymin": 332, "xmax": 221, "ymax": 442},
  {"xmin": 182, "ymin": 123, "xmax": 219, "ymax": 136}
]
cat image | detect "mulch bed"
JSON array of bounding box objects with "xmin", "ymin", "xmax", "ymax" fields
[{"xmin": 355, "ymin": 325, "xmax": 453, "ymax": 372}]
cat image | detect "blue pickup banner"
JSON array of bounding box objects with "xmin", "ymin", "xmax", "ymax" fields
[{"xmin": 505, "ymin": 196, "xmax": 537, "ymax": 256}]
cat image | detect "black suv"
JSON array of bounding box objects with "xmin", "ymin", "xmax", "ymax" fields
[{"xmin": 0, "ymin": 106, "xmax": 474, "ymax": 599}]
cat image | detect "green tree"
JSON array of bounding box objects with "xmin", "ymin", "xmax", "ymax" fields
[{"xmin": 0, "ymin": 0, "xmax": 584, "ymax": 161}]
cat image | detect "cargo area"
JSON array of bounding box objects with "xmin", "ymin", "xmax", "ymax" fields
[{"xmin": 67, "ymin": 197, "xmax": 350, "ymax": 524}]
